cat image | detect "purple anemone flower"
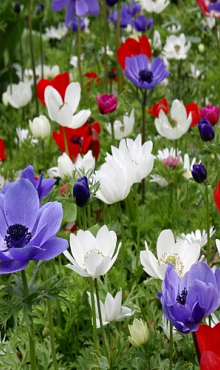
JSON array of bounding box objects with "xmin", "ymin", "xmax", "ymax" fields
[
  {"xmin": 108, "ymin": 5, "xmax": 132, "ymax": 28},
  {"xmin": 0, "ymin": 178, "xmax": 68, "ymax": 274},
  {"xmin": 157, "ymin": 262, "xmax": 220, "ymax": 334},
  {"xmin": 132, "ymin": 15, "xmax": 147, "ymax": 32},
  {"xmin": 51, "ymin": 0, "xmax": 100, "ymax": 26},
  {"xmin": 1, "ymin": 165, "xmax": 56, "ymax": 201},
  {"xmin": 67, "ymin": 15, "xmax": 85, "ymax": 31},
  {"xmin": 208, "ymin": 2, "xmax": 220, "ymax": 12},
  {"xmin": 124, "ymin": 54, "xmax": 170, "ymax": 90}
]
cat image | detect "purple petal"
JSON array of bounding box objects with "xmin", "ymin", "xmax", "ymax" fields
[
  {"xmin": 21, "ymin": 165, "xmax": 36, "ymax": 186},
  {"xmin": 32, "ymin": 237, "xmax": 68, "ymax": 260},
  {"xmin": 87, "ymin": 0, "xmax": 100, "ymax": 16},
  {"xmin": 0, "ymin": 260, "xmax": 28, "ymax": 274},
  {"xmin": 8, "ymin": 245, "xmax": 44, "ymax": 262},
  {"xmin": 208, "ymin": 3, "xmax": 220, "ymax": 12},
  {"xmin": 51, "ymin": 0, "xmax": 69, "ymax": 11},
  {"xmin": 75, "ymin": 0, "xmax": 88, "ymax": 16},
  {"xmin": 36, "ymin": 178, "xmax": 56, "ymax": 200},
  {"xmin": 65, "ymin": 0, "xmax": 76, "ymax": 25},
  {"xmin": 4, "ymin": 179, "xmax": 39, "ymax": 231}
]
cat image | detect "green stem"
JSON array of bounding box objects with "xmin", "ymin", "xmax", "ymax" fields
[
  {"xmin": 89, "ymin": 278, "xmax": 98, "ymax": 352},
  {"xmin": 77, "ymin": 17, "xmax": 85, "ymax": 102},
  {"xmin": 205, "ymin": 185, "xmax": 210, "ymax": 265},
  {"xmin": 94, "ymin": 279, "xmax": 109, "ymax": 364},
  {"xmin": 119, "ymin": 201, "xmax": 125, "ymax": 287},
  {"xmin": 135, "ymin": 184, "xmax": 140, "ymax": 270},
  {"xmin": 18, "ymin": 16, "xmax": 24, "ymax": 81},
  {"xmin": 21, "ymin": 270, "xmax": 37, "ymax": 370},
  {"xmin": 39, "ymin": 21, "xmax": 44, "ymax": 78},
  {"xmin": 169, "ymin": 322, "xmax": 173, "ymax": 370},
  {"xmin": 82, "ymin": 207, "xmax": 87, "ymax": 230},
  {"xmin": 103, "ymin": 0, "xmax": 108, "ymax": 93},
  {"xmin": 192, "ymin": 332, "xmax": 201, "ymax": 364},
  {"xmin": 42, "ymin": 139, "xmax": 46, "ymax": 170},
  {"xmin": 27, "ymin": 0, "xmax": 39, "ymax": 116},
  {"xmin": 62, "ymin": 126, "xmax": 70, "ymax": 157},
  {"xmin": 141, "ymin": 90, "xmax": 147, "ymax": 204},
  {"xmin": 116, "ymin": 0, "xmax": 122, "ymax": 94},
  {"xmin": 110, "ymin": 120, "xmax": 115, "ymax": 147}
]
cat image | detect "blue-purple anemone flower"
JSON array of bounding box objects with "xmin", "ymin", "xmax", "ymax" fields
[
  {"xmin": 208, "ymin": 2, "xmax": 220, "ymax": 12},
  {"xmin": 124, "ymin": 54, "xmax": 170, "ymax": 90},
  {"xmin": 51, "ymin": 0, "xmax": 100, "ymax": 26},
  {"xmin": 0, "ymin": 178, "xmax": 68, "ymax": 274},
  {"xmin": 157, "ymin": 262, "xmax": 220, "ymax": 334},
  {"xmin": 1, "ymin": 165, "xmax": 56, "ymax": 201}
]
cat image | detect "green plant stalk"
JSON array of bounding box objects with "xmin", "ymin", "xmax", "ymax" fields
[
  {"xmin": 103, "ymin": 0, "xmax": 108, "ymax": 93},
  {"xmin": 135, "ymin": 184, "xmax": 140, "ymax": 270},
  {"xmin": 141, "ymin": 90, "xmax": 147, "ymax": 204},
  {"xmin": 27, "ymin": 0, "xmax": 39, "ymax": 116},
  {"xmin": 77, "ymin": 17, "xmax": 85, "ymax": 102},
  {"xmin": 89, "ymin": 278, "xmax": 98, "ymax": 352},
  {"xmin": 21, "ymin": 269, "xmax": 37, "ymax": 370},
  {"xmin": 119, "ymin": 201, "xmax": 125, "ymax": 287},
  {"xmin": 62, "ymin": 126, "xmax": 70, "ymax": 157},
  {"xmin": 18, "ymin": 16, "xmax": 24, "ymax": 81},
  {"xmin": 116, "ymin": 0, "xmax": 122, "ymax": 94},
  {"xmin": 192, "ymin": 332, "xmax": 201, "ymax": 364},
  {"xmin": 41, "ymin": 139, "xmax": 46, "ymax": 170},
  {"xmin": 94, "ymin": 278, "xmax": 110, "ymax": 364},
  {"xmin": 110, "ymin": 120, "xmax": 115, "ymax": 147},
  {"xmin": 39, "ymin": 21, "xmax": 44, "ymax": 78},
  {"xmin": 169, "ymin": 322, "xmax": 173, "ymax": 370},
  {"xmin": 205, "ymin": 185, "xmax": 210, "ymax": 265},
  {"xmin": 42, "ymin": 265, "xmax": 58, "ymax": 370}
]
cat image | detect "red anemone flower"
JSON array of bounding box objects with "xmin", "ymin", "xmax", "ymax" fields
[
  {"xmin": 37, "ymin": 71, "xmax": 70, "ymax": 106},
  {"xmin": 195, "ymin": 324, "xmax": 220, "ymax": 369},
  {"xmin": 53, "ymin": 120, "xmax": 100, "ymax": 161},
  {"xmin": 0, "ymin": 138, "xmax": 9, "ymax": 162},
  {"xmin": 214, "ymin": 180, "xmax": 220, "ymax": 213},
  {"xmin": 148, "ymin": 98, "xmax": 169, "ymax": 118},
  {"xmin": 85, "ymin": 72, "xmax": 101, "ymax": 86},
  {"xmin": 185, "ymin": 103, "xmax": 200, "ymax": 127},
  {"xmin": 117, "ymin": 35, "xmax": 151, "ymax": 70}
]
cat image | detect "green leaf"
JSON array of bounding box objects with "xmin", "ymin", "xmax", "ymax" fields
[{"xmin": 62, "ymin": 202, "xmax": 77, "ymax": 222}]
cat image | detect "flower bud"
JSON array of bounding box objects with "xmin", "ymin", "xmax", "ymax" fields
[
  {"xmin": 36, "ymin": 3, "xmax": 44, "ymax": 15},
  {"xmin": 96, "ymin": 94, "xmax": 117, "ymax": 115},
  {"xmin": 29, "ymin": 115, "xmax": 51, "ymax": 139},
  {"xmin": 199, "ymin": 105, "xmax": 219, "ymax": 126},
  {"xmin": 192, "ymin": 163, "xmax": 207, "ymax": 184},
  {"xmin": 106, "ymin": 0, "xmax": 118, "ymax": 6},
  {"xmin": 198, "ymin": 43, "xmax": 205, "ymax": 53},
  {"xmin": 198, "ymin": 118, "xmax": 215, "ymax": 141},
  {"xmin": 128, "ymin": 318, "xmax": 149, "ymax": 347},
  {"xmin": 13, "ymin": 1, "xmax": 21, "ymax": 13},
  {"xmin": 73, "ymin": 176, "xmax": 90, "ymax": 207},
  {"xmin": 2, "ymin": 92, "xmax": 8, "ymax": 107}
]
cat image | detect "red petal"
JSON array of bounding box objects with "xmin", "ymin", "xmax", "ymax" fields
[
  {"xmin": 36, "ymin": 79, "xmax": 52, "ymax": 106},
  {"xmin": 52, "ymin": 71, "xmax": 70, "ymax": 101},
  {"xmin": 196, "ymin": 324, "xmax": 220, "ymax": 356},
  {"xmin": 214, "ymin": 182, "xmax": 220, "ymax": 214},
  {"xmin": 200, "ymin": 351, "xmax": 220, "ymax": 370}
]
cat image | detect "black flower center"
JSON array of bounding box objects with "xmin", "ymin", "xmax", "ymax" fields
[
  {"xmin": 138, "ymin": 69, "xmax": 154, "ymax": 84},
  {"xmin": 70, "ymin": 135, "xmax": 83, "ymax": 147},
  {"xmin": 176, "ymin": 287, "xmax": 188, "ymax": 305},
  {"xmin": 4, "ymin": 224, "xmax": 32, "ymax": 249}
]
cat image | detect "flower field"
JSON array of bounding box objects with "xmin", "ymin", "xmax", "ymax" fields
[{"xmin": 1, "ymin": 0, "xmax": 220, "ymax": 369}]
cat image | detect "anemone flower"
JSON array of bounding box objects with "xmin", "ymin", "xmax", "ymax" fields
[
  {"xmin": 157, "ymin": 261, "xmax": 220, "ymax": 334},
  {"xmin": 45, "ymin": 81, "xmax": 91, "ymax": 129},
  {"xmin": 0, "ymin": 139, "xmax": 9, "ymax": 162},
  {"xmin": 117, "ymin": 35, "xmax": 151, "ymax": 70},
  {"xmin": 63, "ymin": 225, "xmax": 121, "ymax": 278},
  {"xmin": 0, "ymin": 178, "xmax": 68, "ymax": 273}
]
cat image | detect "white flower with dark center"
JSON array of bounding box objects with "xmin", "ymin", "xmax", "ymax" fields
[
  {"xmin": 106, "ymin": 109, "xmax": 135, "ymax": 140},
  {"xmin": 140, "ymin": 0, "xmax": 170, "ymax": 13},
  {"xmin": 44, "ymin": 23, "xmax": 68, "ymax": 39},
  {"xmin": 64, "ymin": 225, "xmax": 121, "ymax": 278},
  {"xmin": 155, "ymin": 99, "xmax": 192, "ymax": 139},
  {"xmin": 177, "ymin": 227, "xmax": 215, "ymax": 248},
  {"xmin": 87, "ymin": 290, "xmax": 134, "ymax": 328},
  {"xmin": 140, "ymin": 229, "xmax": 200, "ymax": 280},
  {"xmin": 163, "ymin": 33, "xmax": 191, "ymax": 60}
]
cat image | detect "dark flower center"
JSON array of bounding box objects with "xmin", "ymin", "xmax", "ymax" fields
[
  {"xmin": 138, "ymin": 69, "xmax": 154, "ymax": 84},
  {"xmin": 70, "ymin": 135, "xmax": 83, "ymax": 147},
  {"xmin": 176, "ymin": 287, "xmax": 188, "ymax": 305},
  {"xmin": 4, "ymin": 224, "xmax": 32, "ymax": 249}
]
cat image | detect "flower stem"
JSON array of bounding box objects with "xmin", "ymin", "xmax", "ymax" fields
[
  {"xmin": 110, "ymin": 120, "xmax": 115, "ymax": 147},
  {"xmin": 94, "ymin": 278, "xmax": 110, "ymax": 364},
  {"xmin": 103, "ymin": 0, "xmax": 108, "ymax": 93},
  {"xmin": 77, "ymin": 17, "xmax": 85, "ymax": 102},
  {"xmin": 62, "ymin": 126, "xmax": 70, "ymax": 157},
  {"xmin": 27, "ymin": 0, "xmax": 39, "ymax": 116},
  {"xmin": 21, "ymin": 269, "xmax": 37, "ymax": 370},
  {"xmin": 141, "ymin": 90, "xmax": 147, "ymax": 204},
  {"xmin": 192, "ymin": 331, "xmax": 201, "ymax": 364},
  {"xmin": 205, "ymin": 185, "xmax": 210, "ymax": 265},
  {"xmin": 89, "ymin": 278, "xmax": 98, "ymax": 352},
  {"xmin": 39, "ymin": 21, "xmax": 44, "ymax": 78},
  {"xmin": 169, "ymin": 322, "xmax": 173, "ymax": 370},
  {"xmin": 135, "ymin": 184, "xmax": 140, "ymax": 270},
  {"xmin": 119, "ymin": 201, "xmax": 125, "ymax": 287},
  {"xmin": 116, "ymin": 0, "xmax": 122, "ymax": 94}
]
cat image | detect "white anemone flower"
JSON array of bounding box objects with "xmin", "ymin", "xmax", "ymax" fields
[
  {"xmin": 87, "ymin": 290, "xmax": 134, "ymax": 328},
  {"xmin": 140, "ymin": 229, "xmax": 200, "ymax": 280},
  {"xmin": 64, "ymin": 225, "xmax": 121, "ymax": 278},
  {"xmin": 94, "ymin": 155, "xmax": 132, "ymax": 204},
  {"xmin": 150, "ymin": 147, "xmax": 181, "ymax": 187},
  {"xmin": 35, "ymin": 64, "xmax": 60, "ymax": 80},
  {"xmin": 183, "ymin": 153, "xmax": 196, "ymax": 180},
  {"xmin": 177, "ymin": 227, "xmax": 215, "ymax": 248},
  {"xmin": 106, "ymin": 109, "xmax": 135, "ymax": 140},
  {"xmin": 111, "ymin": 134, "xmax": 154, "ymax": 184},
  {"xmin": 150, "ymin": 174, "xmax": 169, "ymax": 187},
  {"xmin": 47, "ymin": 152, "xmax": 74, "ymax": 179},
  {"xmin": 161, "ymin": 315, "xmax": 182, "ymax": 341},
  {"xmin": 6, "ymin": 81, "xmax": 32, "ymax": 108},
  {"xmin": 44, "ymin": 23, "xmax": 68, "ymax": 39},
  {"xmin": 74, "ymin": 150, "xmax": 95, "ymax": 178},
  {"xmin": 167, "ymin": 24, "xmax": 181, "ymax": 34},
  {"xmin": 29, "ymin": 115, "xmax": 51, "ymax": 140},
  {"xmin": 155, "ymin": 99, "xmax": 192, "ymax": 140},
  {"xmin": 163, "ymin": 33, "xmax": 191, "ymax": 60},
  {"xmin": 139, "ymin": 0, "xmax": 170, "ymax": 13},
  {"xmin": 45, "ymin": 82, "xmax": 91, "ymax": 129}
]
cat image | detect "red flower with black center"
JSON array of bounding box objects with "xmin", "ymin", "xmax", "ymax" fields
[
  {"xmin": 195, "ymin": 324, "xmax": 220, "ymax": 369},
  {"xmin": 0, "ymin": 138, "xmax": 9, "ymax": 162},
  {"xmin": 148, "ymin": 98, "xmax": 169, "ymax": 118},
  {"xmin": 117, "ymin": 35, "xmax": 151, "ymax": 70},
  {"xmin": 37, "ymin": 71, "xmax": 70, "ymax": 106},
  {"xmin": 53, "ymin": 120, "xmax": 100, "ymax": 161},
  {"xmin": 214, "ymin": 180, "xmax": 220, "ymax": 213},
  {"xmin": 185, "ymin": 103, "xmax": 200, "ymax": 127}
]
